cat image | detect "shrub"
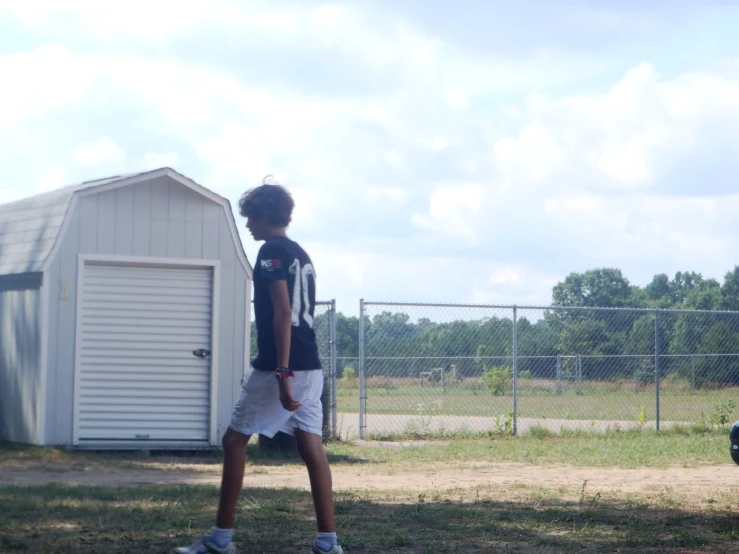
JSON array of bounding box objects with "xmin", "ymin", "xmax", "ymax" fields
[
  {"xmin": 529, "ymin": 425, "xmax": 553, "ymax": 439},
  {"xmin": 482, "ymin": 365, "xmax": 512, "ymax": 396},
  {"xmin": 342, "ymin": 366, "xmax": 357, "ymax": 380},
  {"xmin": 634, "ymin": 359, "xmax": 654, "ymax": 387}
]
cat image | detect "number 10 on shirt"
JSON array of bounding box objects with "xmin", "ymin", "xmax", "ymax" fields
[{"xmin": 290, "ymin": 259, "xmax": 315, "ymax": 329}]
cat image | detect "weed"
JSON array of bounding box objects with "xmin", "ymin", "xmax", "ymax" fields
[
  {"xmin": 529, "ymin": 425, "xmax": 554, "ymax": 439},
  {"xmin": 638, "ymin": 406, "xmax": 647, "ymax": 427},
  {"xmin": 711, "ymin": 400, "xmax": 736, "ymax": 427},
  {"xmin": 489, "ymin": 409, "xmax": 514, "ymax": 436}
]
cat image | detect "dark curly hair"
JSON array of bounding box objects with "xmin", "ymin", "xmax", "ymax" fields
[{"xmin": 238, "ymin": 176, "xmax": 294, "ymax": 228}]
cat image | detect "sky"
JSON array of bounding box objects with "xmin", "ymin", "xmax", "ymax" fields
[{"xmin": 2, "ymin": 0, "xmax": 739, "ymax": 316}]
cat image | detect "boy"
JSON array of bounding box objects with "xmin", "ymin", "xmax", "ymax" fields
[{"xmin": 175, "ymin": 179, "xmax": 343, "ymax": 554}]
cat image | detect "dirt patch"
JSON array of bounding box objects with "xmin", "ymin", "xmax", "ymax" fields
[{"xmin": 2, "ymin": 460, "xmax": 736, "ymax": 499}]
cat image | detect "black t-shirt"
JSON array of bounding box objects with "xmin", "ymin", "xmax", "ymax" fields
[{"xmin": 251, "ymin": 236, "xmax": 322, "ymax": 371}]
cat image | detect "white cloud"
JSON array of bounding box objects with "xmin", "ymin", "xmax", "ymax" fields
[
  {"xmin": 541, "ymin": 192, "xmax": 739, "ymax": 281},
  {"xmin": 489, "ymin": 267, "xmax": 527, "ymax": 287},
  {"xmin": 74, "ymin": 137, "xmax": 125, "ymax": 167},
  {"xmin": 492, "ymin": 63, "xmax": 739, "ymax": 192},
  {"xmin": 34, "ymin": 165, "xmax": 69, "ymax": 193},
  {"xmin": 0, "ymin": 0, "xmax": 276, "ymax": 37},
  {"xmin": 365, "ymin": 187, "xmax": 408, "ymax": 203},
  {"xmin": 411, "ymin": 184, "xmax": 489, "ymax": 243},
  {"xmin": 0, "ymin": 190, "xmax": 22, "ymax": 206},
  {"xmin": 494, "ymin": 124, "xmax": 564, "ymax": 185},
  {"xmin": 143, "ymin": 152, "xmax": 180, "ymax": 170},
  {"xmin": 0, "ymin": 45, "xmax": 98, "ymax": 126}
]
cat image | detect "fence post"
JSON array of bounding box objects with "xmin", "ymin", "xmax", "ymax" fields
[
  {"xmin": 556, "ymin": 354, "xmax": 562, "ymax": 394},
  {"xmin": 691, "ymin": 354, "xmax": 696, "ymax": 391},
  {"xmin": 359, "ymin": 299, "xmax": 366, "ymax": 440},
  {"xmin": 655, "ymin": 311, "xmax": 661, "ymax": 432},
  {"xmin": 577, "ymin": 355, "xmax": 582, "ymax": 395},
  {"xmin": 330, "ymin": 299, "xmax": 338, "ymax": 440},
  {"xmin": 512, "ymin": 306, "xmax": 518, "ymax": 436}
]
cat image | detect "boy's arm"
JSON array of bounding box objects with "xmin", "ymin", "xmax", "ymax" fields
[{"xmin": 269, "ymin": 279, "xmax": 301, "ymax": 411}]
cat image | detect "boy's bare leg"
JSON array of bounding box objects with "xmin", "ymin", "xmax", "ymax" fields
[
  {"xmin": 295, "ymin": 429, "xmax": 336, "ymax": 533},
  {"xmin": 216, "ymin": 428, "xmax": 251, "ymax": 529}
]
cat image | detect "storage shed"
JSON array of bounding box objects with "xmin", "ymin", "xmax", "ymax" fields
[{"xmin": 0, "ymin": 168, "xmax": 252, "ymax": 448}]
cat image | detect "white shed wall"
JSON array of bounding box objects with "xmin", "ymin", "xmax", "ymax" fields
[
  {"xmin": 44, "ymin": 175, "xmax": 250, "ymax": 446},
  {"xmin": 0, "ymin": 273, "xmax": 43, "ymax": 444}
]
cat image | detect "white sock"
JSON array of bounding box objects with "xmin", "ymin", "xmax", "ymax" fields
[
  {"xmin": 211, "ymin": 526, "xmax": 233, "ymax": 547},
  {"xmin": 315, "ymin": 532, "xmax": 337, "ymax": 551}
]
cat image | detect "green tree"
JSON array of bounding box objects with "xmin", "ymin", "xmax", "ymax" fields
[
  {"xmin": 684, "ymin": 279, "xmax": 722, "ymax": 311},
  {"xmin": 517, "ymin": 317, "xmax": 558, "ymax": 377},
  {"xmin": 670, "ymin": 271, "xmax": 704, "ymax": 305},
  {"xmin": 721, "ymin": 266, "xmax": 739, "ymax": 312},
  {"xmin": 552, "ymin": 268, "xmax": 632, "ymax": 309},
  {"xmin": 336, "ymin": 313, "xmax": 359, "ymax": 358},
  {"xmin": 551, "ymin": 269, "xmax": 640, "ymax": 377},
  {"xmin": 696, "ymin": 322, "xmax": 739, "ymax": 385},
  {"xmin": 559, "ymin": 319, "xmax": 610, "ymax": 356},
  {"xmin": 645, "ymin": 274, "xmax": 673, "ymax": 308}
]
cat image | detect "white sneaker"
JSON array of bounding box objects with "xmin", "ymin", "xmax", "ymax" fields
[
  {"xmin": 310, "ymin": 544, "xmax": 344, "ymax": 554},
  {"xmin": 173, "ymin": 535, "xmax": 237, "ymax": 554}
]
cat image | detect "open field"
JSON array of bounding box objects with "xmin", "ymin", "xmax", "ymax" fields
[
  {"xmin": 335, "ymin": 378, "xmax": 739, "ymax": 425},
  {"xmin": 2, "ymin": 430, "xmax": 739, "ymax": 553}
]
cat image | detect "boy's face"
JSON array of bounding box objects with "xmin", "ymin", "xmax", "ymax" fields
[{"xmin": 245, "ymin": 215, "xmax": 269, "ymax": 241}]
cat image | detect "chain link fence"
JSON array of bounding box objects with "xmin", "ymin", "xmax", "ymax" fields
[
  {"xmin": 351, "ymin": 301, "xmax": 739, "ymax": 439},
  {"xmin": 314, "ymin": 300, "xmax": 337, "ymax": 440}
]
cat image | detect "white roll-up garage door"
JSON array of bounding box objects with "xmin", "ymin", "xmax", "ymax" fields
[{"xmin": 76, "ymin": 262, "xmax": 214, "ymax": 443}]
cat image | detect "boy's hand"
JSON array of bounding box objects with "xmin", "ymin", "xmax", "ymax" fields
[{"xmin": 277, "ymin": 375, "xmax": 302, "ymax": 411}]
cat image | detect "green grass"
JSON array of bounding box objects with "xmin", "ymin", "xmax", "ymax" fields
[
  {"xmin": 344, "ymin": 428, "xmax": 730, "ymax": 469},
  {"xmin": 1, "ymin": 483, "xmax": 737, "ymax": 553},
  {"xmin": 2, "ymin": 432, "xmax": 738, "ymax": 553},
  {"xmin": 1, "ymin": 426, "xmax": 732, "ymax": 470},
  {"xmin": 336, "ymin": 380, "xmax": 739, "ymax": 423}
]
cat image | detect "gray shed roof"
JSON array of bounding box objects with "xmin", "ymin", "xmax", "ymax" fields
[
  {"xmin": 0, "ymin": 172, "xmax": 148, "ymax": 275},
  {"xmin": 0, "ymin": 168, "xmax": 251, "ymax": 277}
]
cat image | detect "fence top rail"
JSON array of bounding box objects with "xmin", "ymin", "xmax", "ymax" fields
[
  {"xmin": 362, "ymin": 300, "xmax": 739, "ymax": 316},
  {"xmin": 356, "ymin": 353, "xmax": 739, "ymax": 360},
  {"xmin": 354, "ymin": 352, "xmax": 739, "ymax": 360},
  {"xmin": 257, "ymin": 299, "xmax": 334, "ymax": 306}
]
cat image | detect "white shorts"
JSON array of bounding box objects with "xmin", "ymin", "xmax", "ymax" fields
[{"xmin": 229, "ymin": 366, "xmax": 325, "ymax": 438}]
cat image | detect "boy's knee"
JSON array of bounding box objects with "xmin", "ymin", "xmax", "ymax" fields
[{"xmin": 222, "ymin": 429, "xmax": 248, "ymax": 451}]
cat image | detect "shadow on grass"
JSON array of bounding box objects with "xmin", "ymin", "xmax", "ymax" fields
[{"xmin": 1, "ymin": 484, "xmax": 737, "ymax": 553}]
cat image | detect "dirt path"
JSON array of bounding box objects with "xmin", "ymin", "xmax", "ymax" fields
[{"xmin": 1, "ymin": 460, "xmax": 734, "ymax": 496}]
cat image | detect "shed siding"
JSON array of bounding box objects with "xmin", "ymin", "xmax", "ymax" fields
[
  {"xmin": 0, "ymin": 277, "xmax": 42, "ymax": 444},
  {"xmin": 45, "ymin": 196, "xmax": 82, "ymax": 444},
  {"xmin": 45, "ymin": 175, "xmax": 249, "ymax": 445},
  {"xmin": 216, "ymin": 219, "xmax": 236, "ymax": 439}
]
